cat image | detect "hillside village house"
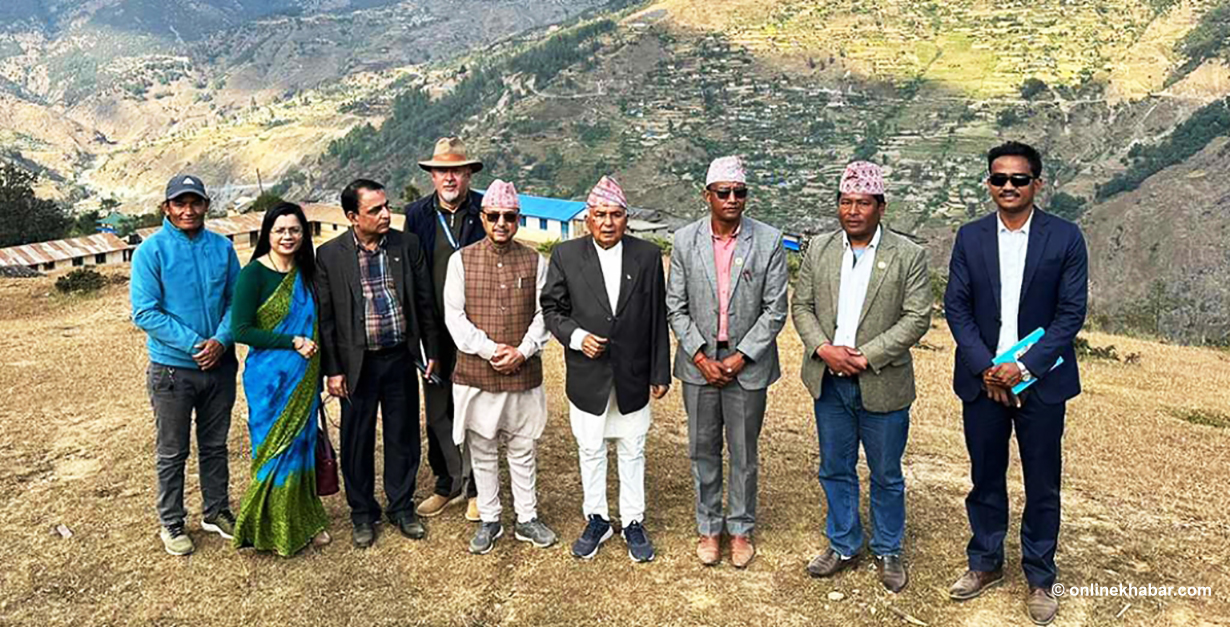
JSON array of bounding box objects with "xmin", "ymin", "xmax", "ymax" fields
[
  {"xmin": 0, "ymin": 233, "xmax": 132, "ymax": 273},
  {"xmin": 0, "ymin": 195, "xmax": 684, "ymax": 274},
  {"xmin": 497, "ymin": 191, "xmax": 671, "ymax": 243},
  {"xmin": 507, "ymin": 192, "xmax": 588, "ymax": 244}
]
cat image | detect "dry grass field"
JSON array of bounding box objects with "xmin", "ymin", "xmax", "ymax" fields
[{"xmin": 1, "ymin": 273, "xmax": 1229, "ymax": 626}]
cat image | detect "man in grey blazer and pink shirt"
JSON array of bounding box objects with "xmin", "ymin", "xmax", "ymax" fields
[
  {"xmin": 791, "ymin": 161, "xmax": 931, "ymax": 593},
  {"xmin": 667, "ymin": 155, "xmax": 789, "ymax": 569}
]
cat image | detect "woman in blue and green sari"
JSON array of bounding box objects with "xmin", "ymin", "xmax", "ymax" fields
[{"xmin": 230, "ymin": 202, "xmax": 331, "ymax": 556}]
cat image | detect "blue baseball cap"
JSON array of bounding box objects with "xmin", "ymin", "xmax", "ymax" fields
[{"xmin": 165, "ymin": 174, "xmax": 210, "ymax": 201}]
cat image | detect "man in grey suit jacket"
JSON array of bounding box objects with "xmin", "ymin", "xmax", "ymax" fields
[
  {"xmin": 666, "ymin": 156, "xmax": 789, "ymax": 569},
  {"xmin": 791, "ymin": 162, "xmax": 931, "ymax": 593}
]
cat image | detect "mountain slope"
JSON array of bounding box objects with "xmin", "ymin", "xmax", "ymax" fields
[
  {"xmin": 299, "ymin": 0, "xmax": 1230, "ymax": 344},
  {"xmin": 0, "ymin": 0, "xmax": 612, "ymax": 202},
  {"xmin": 1083, "ymin": 136, "xmax": 1230, "ymax": 345}
]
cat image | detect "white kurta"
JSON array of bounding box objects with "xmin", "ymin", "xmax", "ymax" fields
[
  {"xmin": 566, "ymin": 240, "xmax": 652, "ymax": 449},
  {"xmin": 443, "ymin": 249, "xmax": 551, "ymax": 445}
]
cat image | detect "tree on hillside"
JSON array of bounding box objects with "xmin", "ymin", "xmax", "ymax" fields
[
  {"xmin": 1096, "ymin": 97, "xmax": 1230, "ymax": 199},
  {"xmin": 244, "ymin": 191, "xmax": 284, "ymax": 215},
  {"xmin": 1048, "ymin": 191, "xmax": 1088, "ymax": 221},
  {"xmin": 1020, "ymin": 77, "xmax": 1048, "ymax": 100},
  {"xmin": 1171, "ymin": 0, "xmax": 1230, "ymax": 82},
  {"xmin": 69, "ymin": 209, "xmax": 101, "ymax": 237},
  {"xmin": 0, "ymin": 164, "xmax": 70, "ymax": 248},
  {"xmin": 401, "ymin": 183, "xmax": 423, "ymax": 206},
  {"xmin": 119, "ymin": 212, "xmax": 165, "ymax": 238}
]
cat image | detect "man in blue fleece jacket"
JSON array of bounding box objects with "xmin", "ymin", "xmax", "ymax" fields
[{"xmin": 130, "ymin": 174, "xmax": 241, "ymax": 556}]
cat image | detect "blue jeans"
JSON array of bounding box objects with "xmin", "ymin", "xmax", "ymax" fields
[{"xmin": 815, "ymin": 373, "xmax": 910, "ymax": 557}]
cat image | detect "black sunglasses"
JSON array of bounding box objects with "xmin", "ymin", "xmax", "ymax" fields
[
  {"xmin": 482, "ymin": 211, "xmax": 519, "ymax": 224},
  {"xmin": 987, "ymin": 173, "xmax": 1036, "ymax": 188},
  {"xmin": 710, "ymin": 186, "xmax": 749, "ymax": 200}
]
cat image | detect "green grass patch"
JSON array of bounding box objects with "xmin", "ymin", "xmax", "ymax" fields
[{"xmin": 1169, "ymin": 408, "xmax": 1230, "ymax": 429}]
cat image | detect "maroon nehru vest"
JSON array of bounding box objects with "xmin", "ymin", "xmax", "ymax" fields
[{"xmin": 452, "ymin": 238, "xmax": 544, "ymax": 392}]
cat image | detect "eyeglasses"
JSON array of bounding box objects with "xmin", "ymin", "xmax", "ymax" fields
[
  {"xmin": 987, "ymin": 173, "xmax": 1036, "ymax": 188},
  {"xmin": 710, "ymin": 186, "xmax": 749, "ymax": 200},
  {"xmin": 483, "ymin": 211, "xmax": 519, "ymax": 224},
  {"xmin": 272, "ymin": 227, "xmax": 303, "ymax": 236}
]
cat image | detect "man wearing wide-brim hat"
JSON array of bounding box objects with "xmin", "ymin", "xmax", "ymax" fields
[{"xmin": 404, "ymin": 137, "xmax": 486, "ymax": 522}]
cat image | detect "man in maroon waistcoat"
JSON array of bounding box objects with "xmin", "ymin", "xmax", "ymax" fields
[{"xmin": 442, "ymin": 179, "xmax": 557, "ymax": 555}]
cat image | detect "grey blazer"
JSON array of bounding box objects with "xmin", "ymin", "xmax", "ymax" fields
[
  {"xmin": 666, "ymin": 216, "xmax": 789, "ymax": 390},
  {"xmin": 791, "ymin": 228, "xmax": 931, "ymax": 412}
]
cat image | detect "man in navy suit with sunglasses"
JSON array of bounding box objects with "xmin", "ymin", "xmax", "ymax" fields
[{"xmin": 944, "ymin": 141, "xmax": 1088, "ymax": 626}]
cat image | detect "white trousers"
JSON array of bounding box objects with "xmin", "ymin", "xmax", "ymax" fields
[
  {"xmin": 577, "ymin": 433, "xmax": 646, "ymax": 527},
  {"xmin": 467, "ymin": 429, "xmax": 538, "ymax": 524}
]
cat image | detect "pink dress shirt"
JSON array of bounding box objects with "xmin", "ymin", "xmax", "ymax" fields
[{"xmin": 712, "ymin": 223, "xmax": 741, "ymax": 342}]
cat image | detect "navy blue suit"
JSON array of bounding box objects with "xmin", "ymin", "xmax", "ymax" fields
[{"xmin": 943, "ymin": 208, "xmax": 1087, "ymax": 588}]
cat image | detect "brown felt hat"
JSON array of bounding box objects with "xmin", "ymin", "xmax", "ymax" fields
[{"xmin": 417, "ymin": 137, "xmax": 484, "ymax": 172}]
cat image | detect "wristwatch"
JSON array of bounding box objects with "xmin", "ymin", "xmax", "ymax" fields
[{"xmin": 1016, "ymin": 361, "xmax": 1033, "ymax": 382}]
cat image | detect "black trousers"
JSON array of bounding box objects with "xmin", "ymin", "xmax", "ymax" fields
[
  {"xmin": 340, "ymin": 347, "xmax": 421, "ymax": 524},
  {"xmin": 422, "ymin": 331, "xmax": 476, "ymax": 498},
  {"xmin": 962, "ymin": 392, "xmax": 1066, "ymax": 588}
]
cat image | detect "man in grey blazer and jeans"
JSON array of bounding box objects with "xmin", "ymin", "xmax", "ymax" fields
[
  {"xmin": 791, "ymin": 162, "xmax": 931, "ymax": 593},
  {"xmin": 667, "ymin": 155, "xmax": 789, "ymax": 568}
]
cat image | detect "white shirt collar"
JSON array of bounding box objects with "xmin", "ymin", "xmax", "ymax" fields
[
  {"xmin": 842, "ymin": 225, "xmax": 883, "ymax": 250},
  {"xmin": 997, "ymin": 208, "xmax": 1035, "ymax": 235},
  {"xmin": 593, "ymin": 238, "xmax": 623, "ymax": 257}
]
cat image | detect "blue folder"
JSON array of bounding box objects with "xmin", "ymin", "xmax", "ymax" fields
[{"xmin": 992, "ymin": 327, "xmax": 1064, "ymax": 395}]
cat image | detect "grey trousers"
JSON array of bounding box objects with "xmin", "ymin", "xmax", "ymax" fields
[
  {"xmin": 682, "ymin": 379, "xmax": 768, "ymax": 537},
  {"xmin": 147, "ymin": 361, "xmax": 236, "ymax": 528}
]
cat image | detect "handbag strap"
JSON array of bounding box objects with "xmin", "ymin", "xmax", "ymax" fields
[{"xmin": 317, "ymin": 395, "xmax": 337, "ymax": 448}]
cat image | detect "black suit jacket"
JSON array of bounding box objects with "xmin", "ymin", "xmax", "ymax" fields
[
  {"xmin": 541, "ymin": 234, "xmax": 671, "ymax": 415},
  {"xmin": 402, "ymin": 190, "xmax": 486, "ymax": 276},
  {"xmin": 944, "ymin": 209, "xmax": 1088, "ymax": 405},
  {"xmin": 315, "ymin": 228, "xmax": 440, "ymax": 390}
]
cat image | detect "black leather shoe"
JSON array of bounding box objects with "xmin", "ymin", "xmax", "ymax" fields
[
  {"xmin": 391, "ymin": 512, "xmax": 426, "ymax": 540},
  {"xmin": 875, "ymin": 555, "xmax": 909, "ymax": 593},
  {"xmin": 352, "ymin": 522, "xmax": 376, "ymax": 548}
]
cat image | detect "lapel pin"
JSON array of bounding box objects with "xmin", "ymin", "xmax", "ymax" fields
[
  {"xmin": 626, "ymin": 274, "xmax": 632, "ymax": 280},
  {"xmin": 877, "ymin": 261, "xmax": 886, "ymax": 269},
  {"xmin": 735, "ymin": 257, "xmax": 744, "ymax": 265}
]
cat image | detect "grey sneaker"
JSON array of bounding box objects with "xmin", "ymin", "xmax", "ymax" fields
[
  {"xmin": 202, "ymin": 510, "xmax": 236, "ymax": 540},
  {"xmin": 469, "ymin": 522, "xmax": 504, "ymax": 555},
  {"xmin": 514, "ymin": 518, "xmax": 557, "ymax": 548},
  {"xmin": 160, "ymin": 524, "xmax": 195, "ymax": 556}
]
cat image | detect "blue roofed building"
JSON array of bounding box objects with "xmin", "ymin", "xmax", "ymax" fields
[{"xmin": 479, "ymin": 190, "xmax": 589, "ymax": 245}]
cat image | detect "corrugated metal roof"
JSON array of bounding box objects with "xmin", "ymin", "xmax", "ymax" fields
[
  {"xmin": 0, "ymin": 233, "xmax": 130, "ymax": 267},
  {"xmin": 477, "ymin": 190, "xmax": 588, "ymax": 222},
  {"xmin": 134, "ymin": 206, "xmax": 402, "ymax": 246}
]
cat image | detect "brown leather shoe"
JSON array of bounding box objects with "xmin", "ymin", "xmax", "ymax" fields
[
  {"xmin": 416, "ymin": 493, "xmax": 464, "ymax": 518},
  {"xmin": 949, "ymin": 568, "xmax": 1004, "ymax": 600},
  {"xmin": 730, "ymin": 535, "xmax": 755, "ymax": 568},
  {"xmin": 806, "ymin": 547, "xmax": 862, "ymax": 578},
  {"xmin": 697, "ymin": 535, "xmax": 721, "ymax": 566},
  {"xmin": 1026, "ymin": 587, "xmax": 1059, "ymax": 625},
  {"xmin": 875, "ymin": 555, "xmax": 908, "ymax": 593}
]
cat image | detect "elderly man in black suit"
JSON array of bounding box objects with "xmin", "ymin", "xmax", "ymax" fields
[
  {"xmin": 315, "ymin": 178, "xmax": 440, "ymax": 548},
  {"xmin": 541, "ymin": 176, "xmax": 671, "ymax": 563}
]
